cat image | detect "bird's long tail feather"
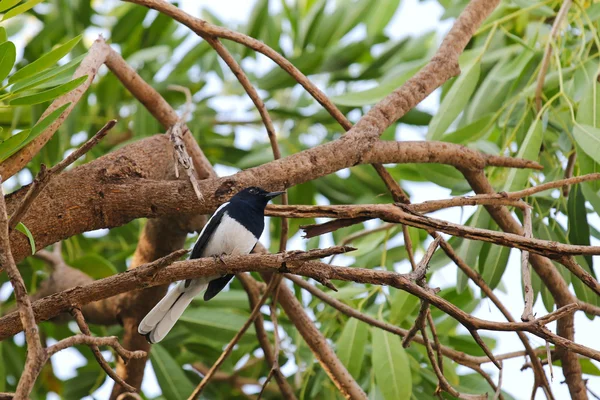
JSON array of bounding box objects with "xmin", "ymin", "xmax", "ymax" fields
[{"xmin": 138, "ymin": 280, "xmax": 207, "ymax": 343}]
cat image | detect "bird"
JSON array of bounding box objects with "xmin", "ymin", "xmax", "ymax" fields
[{"xmin": 138, "ymin": 186, "xmax": 284, "ymax": 343}]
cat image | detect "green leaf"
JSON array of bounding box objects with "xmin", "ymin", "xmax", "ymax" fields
[
  {"xmin": 332, "ymin": 60, "xmax": 423, "ymax": 106},
  {"xmin": 372, "ymin": 328, "xmax": 412, "ymax": 400},
  {"xmin": 243, "ymin": 0, "xmax": 269, "ymax": 57},
  {"xmin": 427, "ymin": 58, "xmax": 481, "ymax": 140},
  {"xmin": 365, "ymin": 0, "xmax": 400, "ymax": 37},
  {"xmin": 299, "ymin": 0, "xmax": 327, "ymax": 49},
  {"xmin": 0, "ymin": 129, "xmax": 28, "ymax": 162},
  {"xmin": 69, "ymin": 254, "xmax": 117, "ymax": 279},
  {"xmin": 573, "ymin": 124, "xmax": 600, "ymax": 164},
  {"xmin": 568, "ymin": 184, "xmax": 594, "ymax": 274},
  {"xmin": 0, "ymin": 0, "xmax": 21, "ymax": 13},
  {"xmin": 457, "ymin": 207, "xmax": 491, "ymax": 292},
  {"xmin": 0, "ymin": 103, "xmax": 70, "ymax": 162},
  {"xmin": 442, "ymin": 114, "xmax": 493, "ymax": 144},
  {"xmin": 9, "ymin": 75, "xmax": 87, "ymax": 105},
  {"xmin": 336, "ymin": 318, "xmax": 368, "ymax": 378},
  {"xmin": 15, "ymin": 222, "xmax": 35, "ymax": 254},
  {"xmin": 150, "ymin": 344, "xmax": 195, "ymax": 400},
  {"xmin": 179, "ymin": 308, "xmax": 256, "ymax": 343},
  {"xmin": 479, "ymin": 243, "xmax": 510, "ymax": 290},
  {"xmin": 2, "ymin": 0, "xmax": 43, "ymax": 21},
  {"xmin": 9, "ymin": 34, "xmax": 82, "ymax": 84},
  {"xmin": 502, "ymin": 120, "xmax": 543, "ymax": 192},
  {"xmin": 0, "ymin": 27, "xmax": 7, "ymax": 43},
  {"xmin": 10, "ymin": 53, "xmax": 86, "ymax": 93},
  {"xmin": 0, "ymin": 41, "xmax": 16, "ymax": 83},
  {"xmin": 0, "ymin": 342, "xmax": 5, "ymax": 392}
]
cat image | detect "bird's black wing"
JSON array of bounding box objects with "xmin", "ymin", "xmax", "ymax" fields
[
  {"xmin": 204, "ymin": 275, "xmax": 234, "ymax": 301},
  {"xmin": 185, "ymin": 203, "xmax": 228, "ymax": 288},
  {"xmin": 190, "ymin": 203, "xmax": 228, "ymax": 260}
]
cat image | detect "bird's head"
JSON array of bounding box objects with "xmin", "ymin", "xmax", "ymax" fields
[{"xmin": 231, "ymin": 186, "xmax": 284, "ymax": 207}]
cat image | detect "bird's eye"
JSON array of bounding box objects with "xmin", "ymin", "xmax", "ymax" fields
[{"xmin": 249, "ymin": 188, "xmax": 257, "ymax": 194}]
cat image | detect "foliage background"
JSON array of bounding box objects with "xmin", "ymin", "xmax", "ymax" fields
[{"xmin": 0, "ymin": 0, "xmax": 599, "ymax": 399}]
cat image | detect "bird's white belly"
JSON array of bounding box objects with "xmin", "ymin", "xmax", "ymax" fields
[{"xmin": 202, "ymin": 213, "xmax": 258, "ymax": 257}]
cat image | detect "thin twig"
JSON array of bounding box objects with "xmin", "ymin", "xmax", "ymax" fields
[
  {"xmin": 547, "ymin": 341, "xmax": 554, "ymax": 381},
  {"xmin": 521, "ymin": 206, "xmax": 535, "ymax": 322},
  {"xmin": 238, "ymin": 274, "xmax": 297, "ymax": 399},
  {"xmin": 46, "ymin": 334, "xmax": 146, "ymax": 359},
  {"xmin": 71, "ymin": 307, "xmax": 138, "ymax": 393},
  {"xmin": 535, "ymin": 0, "xmax": 572, "ymax": 111},
  {"xmin": 188, "ymin": 278, "xmax": 280, "ymax": 399},
  {"xmin": 166, "ymin": 86, "xmax": 203, "ymax": 201},
  {"xmin": 493, "ymin": 361, "xmax": 503, "ymax": 400}
]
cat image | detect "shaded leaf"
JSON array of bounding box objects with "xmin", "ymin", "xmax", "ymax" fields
[
  {"xmin": 372, "ymin": 328, "xmax": 412, "ymax": 400},
  {"xmin": 427, "ymin": 58, "xmax": 480, "ymax": 140},
  {"xmin": 336, "ymin": 318, "xmax": 368, "ymax": 378},
  {"xmin": 15, "ymin": 222, "xmax": 35, "ymax": 254},
  {"xmin": 0, "ymin": 41, "xmax": 16, "ymax": 83},
  {"xmin": 150, "ymin": 344, "xmax": 195, "ymax": 400}
]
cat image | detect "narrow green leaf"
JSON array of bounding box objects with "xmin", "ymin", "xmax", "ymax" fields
[
  {"xmin": 0, "ymin": 0, "xmax": 21, "ymax": 13},
  {"xmin": 502, "ymin": 121, "xmax": 543, "ymax": 192},
  {"xmin": 9, "ymin": 75, "xmax": 86, "ymax": 105},
  {"xmin": 9, "ymin": 34, "xmax": 82, "ymax": 84},
  {"xmin": 0, "ymin": 129, "xmax": 29, "ymax": 162},
  {"xmin": 336, "ymin": 319, "xmax": 368, "ymax": 378},
  {"xmin": 568, "ymin": 184, "xmax": 594, "ymax": 272},
  {"xmin": 457, "ymin": 207, "xmax": 491, "ymax": 293},
  {"xmin": 0, "ymin": 342, "xmax": 5, "ymax": 392},
  {"xmin": 10, "ymin": 53, "xmax": 86, "ymax": 93},
  {"xmin": 365, "ymin": 0, "xmax": 400, "ymax": 37},
  {"xmin": 479, "ymin": 244, "xmax": 510, "ymax": 290},
  {"xmin": 15, "ymin": 222, "xmax": 35, "ymax": 254},
  {"xmin": 332, "ymin": 60, "xmax": 423, "ymax": 106},
  {"xmin": 2, "ymin": 0, "xmax": 43, "ymax": 21},
  {"xmin": 0, "ymin": 103, "xmax": 70, "ymax": 162},
  {"xmin": 69, "ymin": 254, "xmax": 117, "ymax": 279},
  {"xmin": 150, "ymin": 344, "xmax": 195, "ymax": 400},
  {"xmin": 573, "ymin": 124, "xmax": 600, "ymax": 164},
  {"xmin": 179, "ymin": 308, "xmax": 256, "ymax": 343},
  {"xmin": 442, "ymin": 114, "xmax": 493, "ymax": 144},
  {"xmin": 0, "ymin": 41, "xmax": 15, "ymax": 83},
  {"xmin": 427, "ymin": 59, "xmax": 481, "ymax": 140},
  {"xmin": 372, "ymin": 328, "xmax": 412, "ymax": 400},
  {"xmin": 244, "ymin": 0, "xmax": 269, "ymax": 56},
  {"xmin": 300, "ymin": 0, "xmax": 326, "ymax": 49},
  {"xmin": 0, "ymin": 27, "xmax": 7, "ymax": 44}
]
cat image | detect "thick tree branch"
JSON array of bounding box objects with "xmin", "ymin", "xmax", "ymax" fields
[
  {"xmin": 7, "ymin": 119, "xmax": 115, "ymax": 232},
  {"xmin": 4, "ymin": 136, "xmax": 539, "ymax": 264}
]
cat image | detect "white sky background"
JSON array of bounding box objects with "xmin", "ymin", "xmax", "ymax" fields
[{"xmin": 6, "ymin": 0, "xmax": 599, "ymax": 399}]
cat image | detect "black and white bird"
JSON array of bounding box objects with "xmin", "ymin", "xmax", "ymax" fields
[{"xmin": 138, "ymin": 186, "xmax": 284, "ymax": 343}]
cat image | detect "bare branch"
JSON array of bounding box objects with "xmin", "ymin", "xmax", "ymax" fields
[
  {"xmin": 521, "ymin": 206, "xmax": 534, "ymax": 322},
  {"xmin": 71, "ymin": 308, "xmax": 138, "ymax": 393}
]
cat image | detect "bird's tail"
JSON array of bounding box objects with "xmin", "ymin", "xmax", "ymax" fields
[{"xmin": 138, "ymin": 280, "xmax": 207, "ymax": 343}]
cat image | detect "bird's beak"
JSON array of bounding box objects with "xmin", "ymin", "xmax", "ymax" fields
[{"xmin": 265, "ymin": 191, "xmax": 285, "ymax": 199}]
